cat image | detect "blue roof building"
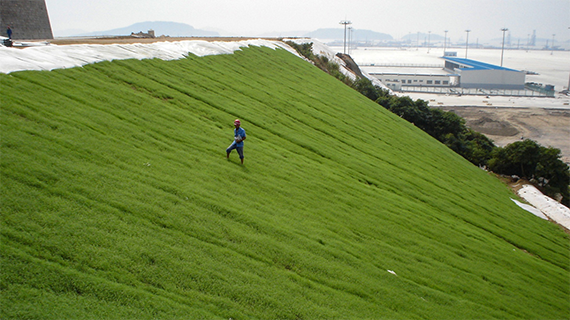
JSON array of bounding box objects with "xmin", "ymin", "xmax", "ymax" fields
[{"xmin": 442, "ymin": 57, "xmax": 525, "ymax": 90}]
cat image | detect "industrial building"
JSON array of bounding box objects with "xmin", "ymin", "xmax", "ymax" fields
[
  {"xmin": 443, "ymin": 57, "xmax": 525, "ymax": 90},
  {"xmin": 368, "ymin": 67, "xmax": 456, "ymax": 91},
  {"xmin": 367, "ymin": 54, "xmax": 527, "ymax": 92}
]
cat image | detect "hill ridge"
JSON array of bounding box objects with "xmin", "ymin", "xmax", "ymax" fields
[{"xmin": 1, "ymin": 43, "xmax": 568, "ymax": 319}]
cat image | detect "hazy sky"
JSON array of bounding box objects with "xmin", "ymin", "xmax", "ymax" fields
[{"xmin": 46, "ymin": 0, "xmax": 569, "ymax": 42}]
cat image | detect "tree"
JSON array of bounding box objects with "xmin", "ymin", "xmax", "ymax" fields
[
  {"xmin": 285, "ymin": 41, "xmax": 314, "ymax": 60},
  {"xmin": 462, "ymin": 130, "xmax": 496, "ymax": 167},
  {"xmin": 488, "ymin": 139, "xmax": 541, "ymax": 177},
  {"xmin": 352, "ymin": 78, "xmax": 381, "ymax": 101},
  {"xmin": 536, "ymin": 146, "xmax": 570, "ymax": 203},
  {"xmin": 426, "ymin": 108, "xmax": 465, "ymax": 141}
]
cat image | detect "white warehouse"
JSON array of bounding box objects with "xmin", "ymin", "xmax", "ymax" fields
[
  {"xmin": 443, "ymin": 57, "xmax": 526, "ymax": 90},
  {"xmin": 365, "ymin": 56, "xmax": 526, "ymax": 91}
]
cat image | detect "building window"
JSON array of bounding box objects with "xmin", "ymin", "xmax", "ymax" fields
[
  {"xmin": 427, "ymin": 80, "xmax": 433, "ymax": 84},
  {"xmin": 414, "ymin": 80, "xmax": 418, "ymax": 82},
  {"xmin": 443, "ymin": 81, "xmax": 449, "ymax": 85},
  {"xmin": 435, "ymin": 80, "xmax": 441, "ymax": 84},
  {"xmin": 408, "ymin": 80, "xmax": 412, "ymax": 84}
]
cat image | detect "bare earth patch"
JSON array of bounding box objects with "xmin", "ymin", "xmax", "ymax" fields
[{"xmin": 438, "ymin": 106, "xmax": 570, "ymax": 164}]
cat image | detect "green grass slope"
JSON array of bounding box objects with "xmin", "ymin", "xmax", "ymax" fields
[{"xmin": 1, "ymin": 45, "xmax": 569, "ymax": 319}]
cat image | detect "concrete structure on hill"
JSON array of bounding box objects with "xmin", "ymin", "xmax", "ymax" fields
[{"xmin": 0, "ymin": 0, "xmax": 53, "ymax": 40}]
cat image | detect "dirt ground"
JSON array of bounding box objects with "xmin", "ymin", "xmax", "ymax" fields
[{"xmin": 438, "ymin": 106, "xmax": 570, "ymax": 164}]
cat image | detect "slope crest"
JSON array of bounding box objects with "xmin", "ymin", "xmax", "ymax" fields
[{"xmin": 1, "ymin": 44, "xmax": 568, "ymax": 319}]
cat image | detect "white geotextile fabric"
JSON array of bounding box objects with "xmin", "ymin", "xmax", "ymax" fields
[
  {"xmin": 517, "ymin": 185, "xmax": 570, "ymax": 229},
  {"xmin": 0, "ymin": 39, "xmax": 299, "ymax": 74},
  {"xmin": 0, "ymin": 37, "xmax": 390, "ymax": 92},
  {"xmin": 511, "ymin": 199, "xmax": 548, "ymax": 220}
]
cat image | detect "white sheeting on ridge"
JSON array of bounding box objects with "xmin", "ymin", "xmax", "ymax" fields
[
  {"xmin": 0, "ymin": 37, "xmax": 389, "ymax": 92},
  {"xmin": 511, "ymin": 199, "xmax": 548, "ymax": 220},
  {"xmin": 517, "ymin": 185, "xmax": 570, "ymax": 229},
  {"xmin": 0, "ymin": 39, "xmax": 300, "ymax": 74}
]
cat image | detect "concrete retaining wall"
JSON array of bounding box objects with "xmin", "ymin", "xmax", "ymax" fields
[{"xmin": 0, "ymin": 0, "xmax": 53, "ymax": 40}]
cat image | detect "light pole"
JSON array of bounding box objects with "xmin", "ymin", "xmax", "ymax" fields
[
  {"xmin": 443, "ymin": 30, "xmax": 448, "ymax": 55},
  {"xmin": 500, "ymin": 28, "xmax": 508, "ymax": 67},
  {"xmin": 348, "ymin": 27, "xmax": 353, "ymax": 54},
  {"xmin": 551, "ymin": 34, "xmax": 555, "ymax": 55},
  {"xmin": 416, "ymin": 31, "xmax": 420, "ymax": 51},
  {"xmin": 465, "ymin": 29, "xmax": 471, "ymax": 58},
  {"xmin": 427, "ymin": 31, "xmax": 431, "ymax": 53},
  {"xmin": 339, "ymin": 20, "xmax": 352, "ymax": 54}
]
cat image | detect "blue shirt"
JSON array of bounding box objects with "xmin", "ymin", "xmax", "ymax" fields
[{"xmin": 234, "ymin": 127, "xmax": 246, "ymax": 147}]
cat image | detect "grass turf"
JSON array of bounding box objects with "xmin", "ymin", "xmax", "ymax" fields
[{"xmin": 1, "ymin": 45, "xmax": 569, "ymax": 319}]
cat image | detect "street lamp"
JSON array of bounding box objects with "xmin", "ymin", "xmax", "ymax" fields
[
  {"xmin": 416, "ymin": 31, "xmax": 420, "ymax": 51},
  {"xmin": 348, "ymin": 27, "xmax": 353, "ymax": 54},
  {"xmin": 443, "ymin": 30, "xmax": 448, "ymax": 55},
  {"xmin": 465, "ymin": 30, "xmax": 471, "ymax": 58},
  {"xmin": 427, "ymin": 31, "xmax": 431, "ymax": 53},
  {"xmin": 527, "ymin": 34, "xmax": 530, "ymax": 51},
  {"xmin": 500, "ymin": 28, "xmax": 508, "ymax": 67},
  {"xmin": 339, "ymin": 20, "xmax": 352, "ymax": 54}
]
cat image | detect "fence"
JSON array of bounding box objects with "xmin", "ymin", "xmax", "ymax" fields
[{"xmin": 401, "ymin": 86, "xmax": 554, "ymax": 97}]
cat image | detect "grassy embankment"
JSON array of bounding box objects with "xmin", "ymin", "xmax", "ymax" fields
[{"xmin": 1, "ymin": 45, "xmax": 569, "ymax": 319}]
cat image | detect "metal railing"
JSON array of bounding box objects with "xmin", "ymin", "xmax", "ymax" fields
[
  {"xmin": 359, "ymin": 63, "xmax": 442, "ymax": 68},
  {"xmin": 400, "ymin": 86, "xmax": 554, "ymax": 97}
]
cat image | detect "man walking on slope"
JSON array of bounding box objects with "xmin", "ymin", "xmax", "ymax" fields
[{"xmin": 226, "ymin": 119, "xmax": 246, "ymax": 164}]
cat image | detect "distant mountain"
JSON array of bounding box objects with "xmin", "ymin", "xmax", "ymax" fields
[
  {"xmin": 304, "ymin": 28, "xmax": 393, "ymax": 41},
  {"xmin": 257, "ymin": 30, "xmax": 311, "ymax": 38},
  {"xmin": 78, "ymin": 21, "xmax": 219, "ymax": 37},
  {"xmin": 402, "ymin": 32, "xmax": 445, "ymax": 42}
]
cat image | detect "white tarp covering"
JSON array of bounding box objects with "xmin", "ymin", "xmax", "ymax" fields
[
  {"xmin": 0, "ymin": 37, "xmax": 388, "ymax": 92},
  {"xmin": 511, "ymin": 198, "xmax": 548, "ymax": 220},
  {"xmin": 517, "ymin": 185, "xmax": 570, "ymax": 229},
  {"xmin": 0, "ymin": 39, "xmax": 300, "ymax": 74}
]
